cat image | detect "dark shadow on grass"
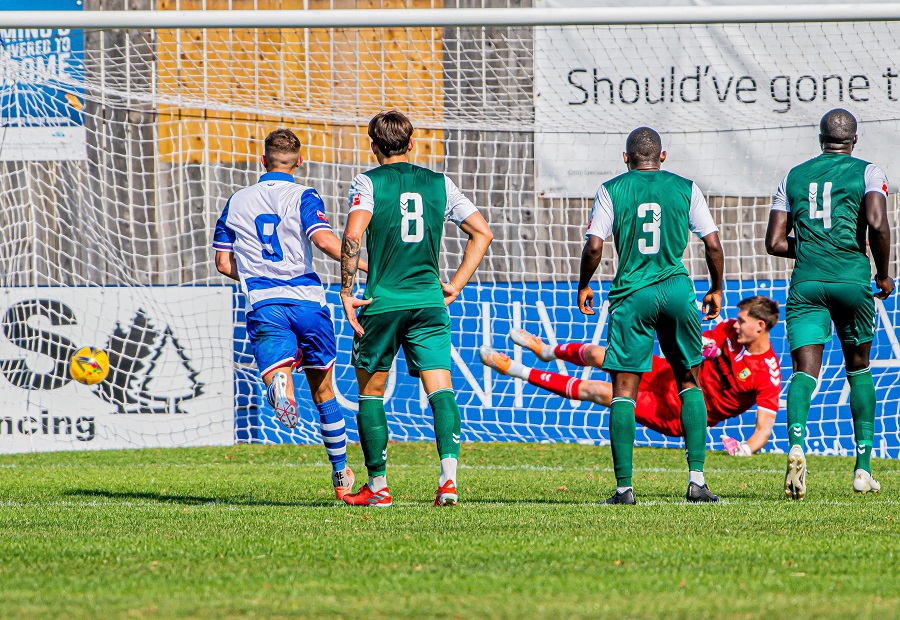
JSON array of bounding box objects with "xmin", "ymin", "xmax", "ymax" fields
[
  {"xmin": 460, "ymin": 498, "xmax": 597, "ymax": 506},
  {"xmin": 64, "ymin": 489, "xmax": 338, "ymax": 508}
]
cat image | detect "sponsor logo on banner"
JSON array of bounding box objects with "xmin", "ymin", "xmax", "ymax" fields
[
  {"xmin": 534, "ymin": 0, "xmax": 900, "ymax": 197},
  {"xmin": 0, "ymin": 287, "xmax": 234, "ymax": 454},
  {"xmin": 0, "ymin": 0, "xmax": 87, "ymax": 161}
]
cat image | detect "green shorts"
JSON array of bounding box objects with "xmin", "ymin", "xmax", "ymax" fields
[
  {"xmin": 785, "ymin": 280, "xmax": 875, "ymax": 351},
  {"xmin": 602, "ymin": 275, "xmax": 702, "ymax": 375},
  {"xmin": 352, "ymin": 307, "xmax": 451, "ymax": 374}
]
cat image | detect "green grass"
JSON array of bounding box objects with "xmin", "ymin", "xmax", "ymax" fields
[{"xmin": 0, "ymin": 442, "xmax": 898, "ymax": 619}]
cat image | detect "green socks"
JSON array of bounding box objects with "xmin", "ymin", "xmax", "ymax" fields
[
  {"xmin": 609, "ymin": 397, "xmax": 636, "ymax": 487},
  {"xmin": 428, "ymin": 388, "xmax": 462, "ymax": 460},
  {"xmin": 680, "ymin": 387, "xmax": 708, "ymax": 472},
  {"xmin": 785, "ymin": 367, "xmax": 875, "ymax": 471},
  {"xmin": 848, "ymin": 367, "xmax": 876, "ymax": 473},
  {"xmin": 358, "ymin": 396, "xmax": 389, "ymax": 477},
  {"xmin": 358, "ymin": 390, "xmax": 461, "ymax": 478},
  {"xmin": 787, "ymin": 372, "xmax": 817, "ymax": 449}
]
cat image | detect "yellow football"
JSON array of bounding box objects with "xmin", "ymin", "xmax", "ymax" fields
[{"xmin": 70, "ymin": 346, "xmax": 110, "ymax": 385}]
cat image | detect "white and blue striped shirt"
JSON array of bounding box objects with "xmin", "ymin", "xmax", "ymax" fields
[{"xmin": 213, "ymin": 172, "xmax": 332, "ymax": 309}]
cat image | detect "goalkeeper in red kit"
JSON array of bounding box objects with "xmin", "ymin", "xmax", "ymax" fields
[{"xmin": 481, "ymin": 296, "xmax": 782, "ymax": 455}]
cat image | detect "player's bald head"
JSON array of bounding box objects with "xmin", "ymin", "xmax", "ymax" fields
[
  {"xmin": 625, "ymin": 127, "xmax": 663, "ymax": 165},
  {"xmin": 819, "ymin": 108, "xmax": 857, "ymax": 148}
]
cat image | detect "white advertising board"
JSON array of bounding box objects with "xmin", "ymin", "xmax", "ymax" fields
[
  {"xmin": 535, "ymin": 0, "xmax": 900, "ymax": 197},
  {"xmin": 0, "ymin": 287, "xmax": 234, "ymax": 453},
  {"xmin": 0, "ymin": 0, "xmax": 88, "ymax": 161}
]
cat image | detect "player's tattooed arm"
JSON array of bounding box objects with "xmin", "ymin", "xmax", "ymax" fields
[
  {"xmin": 340, "ymin": 236, "xmax": 362, "ymax": 296},
  {"xmin": 311, "ymin": 230, "xmax": 368, "ymax": 273},
  {"xmin": 340, "ymin": 210, "xmax": 372, "ymax": 337}
]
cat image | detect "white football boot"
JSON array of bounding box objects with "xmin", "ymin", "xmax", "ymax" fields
[
  {"xmin": 852, "ymin": 469, "xmax": 881, "ymax": 494},
  {"xmin": 271, "ymin": 371, "xmax": 298, "ymax": 429},
  {"xmin": 784, "ymin": 445, "xmax": 807, "ymax": 500}
]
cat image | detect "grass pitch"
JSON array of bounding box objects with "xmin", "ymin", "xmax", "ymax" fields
[{"xmin": 1, "ymin": 442, "xmax": 898, "ymax": 619}]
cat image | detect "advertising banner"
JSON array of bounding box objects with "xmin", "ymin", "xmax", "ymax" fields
[
  {"xmin": 535, "ymin": 0, "xmax": 900, "ymax": 197},
  {"xmin": 0, "ymin": 0, "xmax": 86, "ymax": 161},
  {"xmin": 241, "ymin": 282, "xmax": 900, "ymax": 459},
  {"xmin": 0, "ymin": 287, "xmax": 234, "ymax": 453}
]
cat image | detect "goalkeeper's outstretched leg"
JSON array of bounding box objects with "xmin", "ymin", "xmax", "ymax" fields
[
  {"xmin": 510, "ymin": 329, "xmax": 607, "ymax": 368},
  {"xmin": 480, "ymin": 345, "xmax": 610, "ymax": 405}
]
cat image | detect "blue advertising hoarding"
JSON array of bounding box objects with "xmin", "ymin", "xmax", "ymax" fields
[
  {"xmin": 0, "ymin": 0, "xmax": 86, "ymax": 161},
  {"xmin": 235, "ymin": 280, "xmax": 900, "ymax": 460}
]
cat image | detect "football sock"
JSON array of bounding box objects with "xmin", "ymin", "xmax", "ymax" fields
[
  {"xmin": 848, "ymin": 367, "xmax": 876, "ymax": 474},
  {"xmin": 357, "ymin": 396, "xmax": 388, "ymax": 477},
  {"xmin": 265, "ymin": 381, "xmax": 276, "ymax": 407},
  {"xmin": 528, "ymin": 368, "xmax": 582, "ymax": 400},
  {"xmin": 787, "ymin": 372, "xmax": 817, "ymax": 449},
  {"xmin": 554, "ymin": 343, "xmax": 591, "ymax": 366},
  {"xmin": 616, "ymin": 486, "xmax": 633, "ymax": 494},
  {"xmin": 315, "ymin": 399, "xmax": 347, "ymax": 472},
  {"xmin": 439, "ymin": 457, "xmax": 458, "ymax": 486},
  {"xmin": 368, "ymin": 475, "xmax": 388, "ymax": 492},
  {"xmin": 504, "ymin": 359, "xmax": 531, "ymax": 381},
  {"xmin": 609, "ymin": 397, "xmax": 636, "ymax": 488},
  {"xmin": 689, "ymin": 470, "xmax": 706, "ymax": 487},
  {"xmin": 428, "ymin": 389, "xmax": 462, "ymax": 460},
  {"xmin": 680, "ymin": 388, "xmax": 708, "ymax": 472}
]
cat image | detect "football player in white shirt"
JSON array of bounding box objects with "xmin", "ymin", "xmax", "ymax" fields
[{"xmin": 213, "ymin": 129, "xmax": 366, "ymax": 500}]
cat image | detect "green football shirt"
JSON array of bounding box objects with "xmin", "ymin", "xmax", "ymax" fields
[
  {"xmin": 773, "ymin": 153, "xmax": 888, "ymax": 286},
  {"xmin": 348, "ymin": 162, "xmax": 478, "ymax": 315},
  {"xmin": 586, "ymin": 169, "xmax": 718, "ymax": 307}
]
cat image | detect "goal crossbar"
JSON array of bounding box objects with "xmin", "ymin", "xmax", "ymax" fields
[{"xmin": 4, "ymin": 4, "xmax": 900, "ymax": 30}]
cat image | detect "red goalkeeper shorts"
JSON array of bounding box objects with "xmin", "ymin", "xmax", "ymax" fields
[{"xmin": 634, "ymin": 356, "xmax": 684, "ymax": 437}]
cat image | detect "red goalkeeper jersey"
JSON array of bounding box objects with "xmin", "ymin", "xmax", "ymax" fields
[
  {"xmin": 635, "ymin": 319, "xmax": 781, "ymax": 437},
  {"xmin": 698, "ymin": 319, "xmax": 781, "ymax": 424}
]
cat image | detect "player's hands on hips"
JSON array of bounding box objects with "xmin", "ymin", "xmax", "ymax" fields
[
  {"xmin": 875, "ymin": 274, "xmax": 895, "ymax": 300},
  {"xmin": 442, "ymin": 281, "xmax": 461, "ymax": 306},
  {"xmin": 340, "ymin": 293, "xmax": 371, "ymax": 337},
  {"xmin": 577, "ymin": 286, "xmax": 595, "ymax": 315},
  {"xmin": 701, "ymin": 289, "xmax": 722, "ymax": 320}
]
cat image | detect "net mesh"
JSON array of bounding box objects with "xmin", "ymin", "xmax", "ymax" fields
[{"xmin": 2, "ymin": 3, "xmax": 900, "ymax": 457}]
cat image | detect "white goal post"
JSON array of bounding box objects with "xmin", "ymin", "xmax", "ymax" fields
[
  {"xmin": 2, "ymin": 1, "xmax": 900, "ymax": 458},
  {"xmin": 4, "ymin": 4, "xmax": 900, "ymax": 28}
]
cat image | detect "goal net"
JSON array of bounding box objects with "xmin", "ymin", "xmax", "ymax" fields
[{"xmin": 2, "ymin": 1, "xmax": 899, "ymax": 458}]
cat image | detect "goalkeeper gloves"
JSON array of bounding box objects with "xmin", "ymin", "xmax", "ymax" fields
[
  {"xmin": 721, "ymin": 434, "xmax": 752, "ymax": 457},
  {"xmin": 701, "ymin": 336, "xmax": 721, "ymax": 360}
]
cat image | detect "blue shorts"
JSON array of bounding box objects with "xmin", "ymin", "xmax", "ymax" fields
[{"xmin": 246, "ymin": 302, "xmax": 337, "ymax": 376}]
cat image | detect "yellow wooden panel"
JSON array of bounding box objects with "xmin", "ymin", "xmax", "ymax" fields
[{"xmin": 156, "ymin": 0, "xmax": 444, "ymax": 165}]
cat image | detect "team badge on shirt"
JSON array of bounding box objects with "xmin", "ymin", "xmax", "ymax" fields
[
  {"xmin": 738, "ymin": 368, "xmax": 751, "ymax": 381},
  {"xmin": 316, "ymin": 210, "xmax": 329, "ymax": 222}
]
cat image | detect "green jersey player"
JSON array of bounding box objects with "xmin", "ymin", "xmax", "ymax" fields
[
  {"xmin": 766, "ymin": 108, "xmax": 894, "ymax": 500},
  {"xmin": 340, "ymin": 110, "xmax": 493, "ymax": 508},
  {"xmin": 578, "ymin": 127, "xmax": 725, "ymax": 505}
]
